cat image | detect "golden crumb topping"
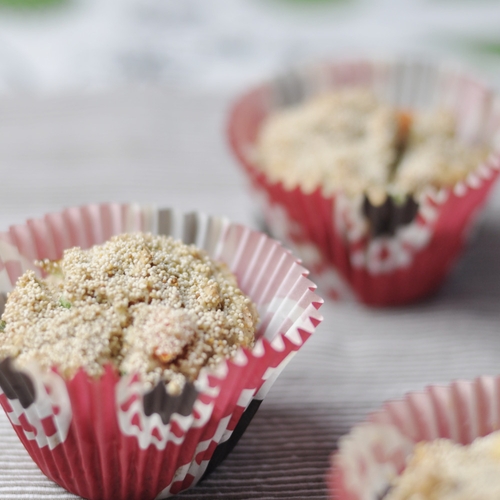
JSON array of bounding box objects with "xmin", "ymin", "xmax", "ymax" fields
[
  {"xmin": 386, "ymin": 431, "xmax": 500, "ymax": 499},
  {"xmin": 393, "ymin": 109, "xmax": 487, "ymax": 192},
  {"xmin": 257, "ymin": 89, "xmax": 487, "ymax": 197},
  {"xmin": 0, "ymin": 233, "xmax": 258, "ymax": 394},
  {"xmin": 258, "ymin": 89, "xmax": 398, "ymax": 195}
]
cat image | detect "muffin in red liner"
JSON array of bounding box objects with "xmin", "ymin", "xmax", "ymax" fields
[
  {"xmin": 328, "ymin": 376, "xmax": 500, "ymax": 499},
  {"xmin": 0, "ymin": 203, "xmax": 323, "ymax": 500},
  {"xmin": 228, "ymin": 58, "xmax": 500, "ymax": 306}
]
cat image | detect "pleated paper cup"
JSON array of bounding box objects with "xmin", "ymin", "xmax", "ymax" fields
[
  {"xmin": 328, "ymin": 376, "xmax": 500, "ymax": 499},
  {"xmin": 0, "ymin": 203, "xmax": 323, "ymax": 500},
  {"xmin": 228, "ymin": 57, "xmax": 500, "ymax": 306}
]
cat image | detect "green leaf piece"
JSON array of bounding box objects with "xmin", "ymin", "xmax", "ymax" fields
[
  {"xmin": 59, "ymin": 297, "xmax": 72, "ymax": 309},
  {"xmin": 0, "ymin": 320, "xmax": 6, "ymax": 331}
]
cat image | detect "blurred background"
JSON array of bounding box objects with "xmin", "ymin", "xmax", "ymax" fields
[{"xmin": 0, "ymin": 0, "xmax": 500, "ymax": 94}]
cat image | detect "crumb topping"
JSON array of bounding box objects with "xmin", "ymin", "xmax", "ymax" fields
[
  {"xmin": 393, "ymin": 109, "xmax": 487, "ymax": 192},
  {"xmin": 0, "ymin": 233, "xmax": 258, "ymax": 393},
  {"xmin": 257, "ymin": 89, "xmax": 487, "ymax": 198},
  {"xmin": 386, "ymin": 431, "xmax": 500, "ymax": 499},
  {"xmin": 258, "ymin": 89, "xmax": 398, "ymax": 195}
]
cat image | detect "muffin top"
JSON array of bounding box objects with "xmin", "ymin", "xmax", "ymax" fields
[
  {"xmin": 393, "ymin": 109, "xmax": 487, "ymax": 193},
  {"xmin": 0, "ymin": 233, "xmax": 258, "ymax": 394},
  {"xmin": 386, "ymin": 431, "xmax": 500, "ymax": 499},
  {"xmin": 257, "ymin": 89, "xmax": 398, "ymax": 195},
  {"xmin": 257, "ymin": 89, "xmax": 487, "ymax": 198}
]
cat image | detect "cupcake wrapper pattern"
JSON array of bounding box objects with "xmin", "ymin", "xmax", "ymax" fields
[
  {"xmin": 0, "ymin": 203, "xmax": 323, "ymax": 500},
  {"xmin": 228, "ymin": 58, "xmax": 500, "ymax": 306},
  {"xmin": 329, "ymin": 376, "xmax": 500, "ymax": 500}
]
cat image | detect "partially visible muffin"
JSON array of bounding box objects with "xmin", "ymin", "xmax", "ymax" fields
[
  {"xmin": 0, "ymin": 233, "xmax": 258, "ymax": 394},
  {"xmin": 386, "ymin": 432, "xmax": 500, "ymax": 499}
]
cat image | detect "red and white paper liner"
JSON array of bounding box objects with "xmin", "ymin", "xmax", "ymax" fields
[
  {"xmin": 328, "ymin": 376, "xmax": 500, "ymax": 499},
  {"xmin": 0, "ymin": 203, "xmax": 323, "ymax": 500},
  {"xmin": 228, "ymin": 58, "xmax": 500, "ymax": 306}
]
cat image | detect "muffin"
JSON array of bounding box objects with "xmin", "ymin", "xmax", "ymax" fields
[
  {"xmin": 0, "ymin": 203, "xmax": 323, "ymax": 500},
  {"xmin": 228, "ymin": 58, "xmax": 500, "ymax": 305},
  {"xmin": 328, "ymin": 376, "xmax": 500, "ymax": 500}
]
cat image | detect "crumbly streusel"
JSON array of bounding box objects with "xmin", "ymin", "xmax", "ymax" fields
[
  {"xmin": 386, "ymin": 431, "xmax": 500, "ymax": 499},
  {"xmin": 0, "ymin": 233, "xmax": 258, "ymax": 394},
  {"xmin": 258, "ymin": 89, "xmax": 398, "ymax": 196},
  {"xmin": 257, "ymin": 89, "xmax": 487, "ymax": 198},
  {"xmin": 393, "ymin": 109, "xmax": 487, "ymax": 192}
]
